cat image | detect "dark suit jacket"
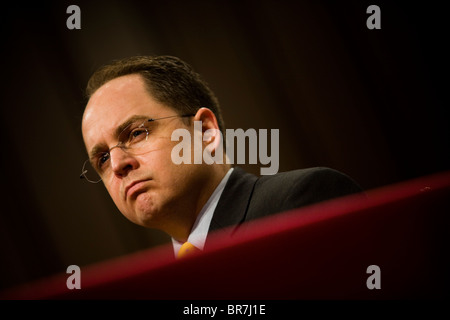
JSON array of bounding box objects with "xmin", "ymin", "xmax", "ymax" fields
[{"xmin": 206, "ymin": 166, "xmax": 363, "ymax": 245}]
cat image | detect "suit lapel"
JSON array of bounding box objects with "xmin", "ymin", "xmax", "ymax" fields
[{"xmin": 206, "ymin": 167, "xmax": 258, "ymax": 243}]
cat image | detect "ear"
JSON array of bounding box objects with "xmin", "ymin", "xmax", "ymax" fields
[{"xmin": 193, "ymin": 107, "xmax": 222, "ymax": 152}]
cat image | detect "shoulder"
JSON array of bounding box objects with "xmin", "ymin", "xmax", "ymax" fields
[
  {"xmin": 257, "ymin": 167, "xmax": 361, "ymax": 192},
  {"xmin": 246, "ymin": 167, "xmax": 363, "ymax": 219}
]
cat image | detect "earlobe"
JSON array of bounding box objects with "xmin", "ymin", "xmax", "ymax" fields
[{"xmin": 203, "ymin": 127, "xmax": 224, "ymax": 163}]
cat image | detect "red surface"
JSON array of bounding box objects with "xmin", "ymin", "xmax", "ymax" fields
[{"xmin": 2, "ymin": 171, "xmax": 449, "ymax": 300}]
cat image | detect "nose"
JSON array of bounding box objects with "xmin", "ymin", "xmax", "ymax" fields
[{"xmin": 109, "ymin": 147, "xmax": 139, "ymax": 178}]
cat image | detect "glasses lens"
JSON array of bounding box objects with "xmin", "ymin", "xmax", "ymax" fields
[
  {"xmin": 118, "ymin": 120, "xmax": 151, "ymax": 155},
  {"xmin": 81, "ymin": 116, "xmax": 186, "ymax": 184},
  {"xmin": 80, "ymin": 159, "xmax": 102, "ymax": 183}
]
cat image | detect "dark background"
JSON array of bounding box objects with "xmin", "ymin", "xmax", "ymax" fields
[{"xmin": 0, "ymin": 0, "xmax": 448, "ymax": 291}]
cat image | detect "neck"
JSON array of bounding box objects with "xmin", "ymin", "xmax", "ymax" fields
[{"xmin": 164, "ymin": 164, "xmax": 231, "ymax": 242}]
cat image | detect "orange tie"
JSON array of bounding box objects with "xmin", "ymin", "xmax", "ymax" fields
[{"xmin": 177, "ymin": 242, "xmax": 201, "ymax": 258}]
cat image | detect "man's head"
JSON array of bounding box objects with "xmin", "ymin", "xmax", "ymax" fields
[{"xmin": 81, "ymin": 56, "xmax": 229, "ymax": 241}]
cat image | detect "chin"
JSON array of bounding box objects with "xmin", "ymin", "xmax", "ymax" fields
[{"xmin": 133, "ymin": 195, "xmax": 161, "ymax": 227}]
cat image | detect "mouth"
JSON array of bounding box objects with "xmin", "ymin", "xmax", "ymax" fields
[{"xmin": 124, "ymin": 179, "xmax": 150, "ymax": 200}]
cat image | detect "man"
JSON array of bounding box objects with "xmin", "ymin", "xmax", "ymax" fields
[{"xmin": 81, "ymin": 55, "xmax": 362, "ymax": 258}]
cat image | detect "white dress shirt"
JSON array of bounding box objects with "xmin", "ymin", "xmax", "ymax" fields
[{"xmin": 172, "ymin": 168, "xmax": 234, "ymax": 257}]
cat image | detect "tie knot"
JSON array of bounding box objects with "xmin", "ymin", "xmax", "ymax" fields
[{"xmin": 177, "ymin": 242, "xmax": 201, "ymax": 259}]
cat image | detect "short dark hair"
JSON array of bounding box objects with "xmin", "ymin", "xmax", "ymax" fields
[{"xmin": 86, "ymin": 55, "xmax": 225, "ymax": 133}]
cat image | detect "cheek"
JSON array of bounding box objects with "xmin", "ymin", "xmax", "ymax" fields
[
  {"xmin": 140, "ymin": 144, "xmax": 194, "ymax": 191},
  {"xmin": 140, "ymin": 141, "xmax": 180, "ymax": 173}
]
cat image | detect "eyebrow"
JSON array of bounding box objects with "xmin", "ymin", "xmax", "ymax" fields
[
  {"xmin": 88, "ymin": 114, "xmax": 150, "ymax": 160},
  {"xmin": 114, "ymin": 115, "xmax": 149, "ymax": 138}
]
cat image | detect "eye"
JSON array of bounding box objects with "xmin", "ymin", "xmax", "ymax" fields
[
  {"xmin": 127, "ymin": 127, "xmax": 148, "ymax": 144},
  {"xmin": 97, "ymin": 152, "xmax": 110, "ymax": 170}
]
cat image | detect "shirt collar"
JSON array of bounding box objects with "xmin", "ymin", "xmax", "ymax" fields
[{"xmin": 172, "ymin": 168, "xmax": 234, "ymax": 256}]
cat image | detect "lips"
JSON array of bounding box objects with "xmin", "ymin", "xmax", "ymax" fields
[{"xmin": 124, "ymin": 179, "xmax": 149, "ymax": 200}]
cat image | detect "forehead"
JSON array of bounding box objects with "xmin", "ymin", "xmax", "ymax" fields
[{"xmin": 81, "ymin": 74, "xmax": 170, "ymax": 151}]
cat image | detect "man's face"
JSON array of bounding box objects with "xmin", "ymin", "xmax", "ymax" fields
[{"xmin": 82, "ymin": 74, "xmax": 205, "ymax": 230}]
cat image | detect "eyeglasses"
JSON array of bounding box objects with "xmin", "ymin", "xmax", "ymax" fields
[{"xmin": 80, "ymin": 114, "xmax": 195, "ymax": 183}]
